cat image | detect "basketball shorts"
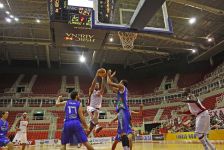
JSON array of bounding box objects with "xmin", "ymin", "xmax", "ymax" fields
[
  {"xmin": 115, "ymin": 109, "xmax": 132, "ymax": 141},
  {"xmin": 87, "ymin": 106, "xmax": 100, "ymax": 120},
  {"xmin": 13, "ymin": 132, "xmax": 28, "ymax": 144},
  {"xmin": 195, "ymin": 110, "xmax": 210, "ymax": 134},
  {"xmin": 0, "ymin": 137, "xmax": 10, "ymax": 147},
  {"xmin": 61, "ymin": 120, "xmax": 88, "ymax": 145}
]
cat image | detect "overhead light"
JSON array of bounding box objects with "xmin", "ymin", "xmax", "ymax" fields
[
  {"xmin": 14, "ymin": 17, "xmax": 19, "ymax": 22},
  {"xmin": 5, "ymin": 17, "xmax": 12, "ymax": 23},
  {"xmin": 189, "ymin": 17, "xmax": 196, "ymax": 24},
  {"xmin": 207, "ymin": 37, "xmax": 213, "ymax": 42},
  {"xmin": 79, "ymin": 55, "xmax": 86, "ymax": 63},
  {"xmin": 0, "ymin": 3, "xmax": 4, "ymax": 9},
  {"xmin": 109, "ymin": 37, "xmax": 114, "ymax": 42},
  {"xmin": 191, "ymin": 49, "xmax": 197, "ymax": 53},
  {"xmin": 9, "ymin": 15, "xmax": 14, "ymax": 19},
  {"xmin": 5, "ymin": 11, "xmax": 10, "ymax": 15},
  {"xmin": 36, "ymin": 19, "xmax": 40, "ymax": 23}
]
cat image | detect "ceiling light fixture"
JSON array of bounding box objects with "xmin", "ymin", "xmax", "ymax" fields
[
  {"xmin": 5, "ymin": 17, "xmax": 12, "ymax": 23},
  {"xmin": 109, "ymin": 37, "xmax": 114, "ymax": 42},
  {"xmin": 0, "ymin": 3, "xmax": 4, "ymax": 9},
  {"xmin": 36, "ymin": 19, "xmax": 40, "ymax": 23},
  {"xmin": 14, "ymin": 17, "xmax": 19, "ymax": 22},
  {"xmin": 79, "ymin": 55, "xmax": 86, "ymax": 63},
  {"xmin": 189, "ymin": 17, "xmax": 196, "ymax": 24}
]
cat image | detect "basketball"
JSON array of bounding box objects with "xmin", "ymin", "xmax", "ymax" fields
[{"xmin": 97, "ymin": 68, "xmax": 107, "ymax": 77}]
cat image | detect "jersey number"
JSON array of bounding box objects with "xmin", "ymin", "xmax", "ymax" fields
[{"xmin": 68, "ymin": 106, "xmax": 77, "ymax": 114}]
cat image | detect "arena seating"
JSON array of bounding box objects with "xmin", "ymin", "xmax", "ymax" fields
[
  {"xmin": 27, "ymin": 131, "xmax": 48, "ymax": 140},
  {"xmin": 99, "ymin": 122, "xmax": 117, "ymax": 128},
  {"xmin": 50, "ymin": 111, "xmax": 65, "ymax": 130},
  {"xmin": 202, "ymin": 93, "xmax": 223, "ymax": 110},
  {"xmin": 94, "ymin": 129, "xmax": 117, "ymax": 137},
  {"xmin": 20, "ymin": 74, "xmax": 32, "ymax": 84},
  {"xmin": 128, "ymin": 77, "xmax": 162, "ymax": 95},
  {"xmin": 0, "ymin": 74, "xmax": 18, "ymax": 93},
  {"xmin": 143, "ymin": 109, "xmax": 158, "ymax": 121},
  {"xmin": 8, "ymin": 111, "xmax": 24, "ymax": 128},
  {"xmin": 32, "ymin": 75, "xmax": 61, "ymax": 94},
  {"xmin": 79, "ymin": 76, "xmax": 92, "ymax": 95},
  {"xmin": 66, "ymin": 75, "xmax": 75, "ymax": 85},
  {"xmin": 28, "ymin": 123, "xmax": 50, "ymax": 130},
  {"xmin": 55, "ymin": 131, "xmax": 61, "ymax": 139},
  {"xmin": 177, "ymin": 72, "xmax": 205, "ymax": 88},
  {"xmin": 160, "ymin": 106, "xmax": 180, "ymax": 120}
]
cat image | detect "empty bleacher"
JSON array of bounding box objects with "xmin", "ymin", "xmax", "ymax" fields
[
  {"xmin": 0, "ymin": 74, "xmax": 18, "ymax": 93},
  {"xmin": 32, "ymin": 75, "xmax": 61, "ymax": 94}
]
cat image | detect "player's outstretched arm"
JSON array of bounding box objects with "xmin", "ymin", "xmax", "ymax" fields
[
  {"xmin": 99, "ymin": 77, "xmax": 105, "ymax": 95},
  {"xmin": 55, "ymin": 96, "xmax": 66, "ymax": 107},
  {"xmin": 107, "ymin": 70, "xmax": 124, "ymax": 92},
  {"xmin": 89, "ymin": 69, "xmax": 100, "ymax": 96},
  {"xmin": 78, "ymin": 104, "xmax": 89, "ymax": 130},
  {"xmin": 109, "ymin": 114, "xmax": 118, "ymax": 126},
  {"xmin": 15, "ymin": 118, "xmax": 21, "ymax": 131},
  {"xmin": 131, "ymin": 110, "xmax": 140, "ymax": 115}
]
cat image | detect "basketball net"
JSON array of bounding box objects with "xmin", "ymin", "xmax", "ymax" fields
[{"xmin": 118, "ymin": 31, "xmax": 137, "ymax": 50}]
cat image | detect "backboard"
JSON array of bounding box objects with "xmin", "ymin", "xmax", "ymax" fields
[{"xmin": 91, "ymin": 0, "xmax": 173, "ymax": 34}]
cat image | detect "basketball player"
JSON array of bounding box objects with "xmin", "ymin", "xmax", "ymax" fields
[
  {"xmin": 86, "ymin": 69, "xmax": 105, "ymax": 136},
  {"xmin": 0, "ymin": 111, "xmax": 14, "ymax": 150},
  {"xmin": 107, "ymin": 70, "xmax": 132, "ymax": 150},
  {"xmin": 109, "ymin": 108, "xmax": 142, "ymax": 150},
  {"xmin": 56, "ymin": 92, "xmax": 94, "ymax": 150},
  {"xmin": 180, "ymin": 88, "xmax": 216, "ymax": 150},
  {"xmin": 13, "ymin": 112, "xmax": 29, "ymax": 150}
]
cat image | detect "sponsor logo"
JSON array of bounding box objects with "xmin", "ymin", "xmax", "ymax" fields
[
  {"xmin": 152, "ymin": 134, "xmax": 164, "ymax": 141},
  {"xmin": 176, "ymin": 133, "xmax": 197, "ymax": 140},
  {"xmin": 64, "ymin": 33, "xmax": 95, "ymax": 42}
]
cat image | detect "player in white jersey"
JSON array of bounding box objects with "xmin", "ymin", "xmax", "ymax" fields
[
  {"xmin": 86, "ymin": 69, "xmax": 105, "ymax": 136},
  {"xmin": 13, "ymin": 112, "xmax": 29, "ymax": 150},
  {"xmin": 180, "ymin": 89, "xmax": 216, "ymax": 150}
]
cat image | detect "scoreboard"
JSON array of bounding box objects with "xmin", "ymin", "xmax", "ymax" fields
[
  {"xmin": 48, "ymin": 0, "xmax": 92, "ymax": 29},
  {"xmin": 68, "ymin": 7, "xmax": 92, "ymax": 28}
]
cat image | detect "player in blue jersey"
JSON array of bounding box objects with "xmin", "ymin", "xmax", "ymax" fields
[
  {"xmin": 107, "ymin": 70, "xmax": 132, "ymax": 150},
  {"xmin": 56, "ymin": 91, "xmax": 94, "ymax": 150},
  {"xmin": 109, "ymin": 106, "xmax": 143, "ymax": 150},
  {"xmin": 0, "ymin": 111, "xmax": 14, "ymax": 150}
]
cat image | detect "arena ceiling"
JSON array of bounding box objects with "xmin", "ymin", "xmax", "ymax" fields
[{"xmin": 0, "ymin": 0, "xmax": 224, "ymax": 69}]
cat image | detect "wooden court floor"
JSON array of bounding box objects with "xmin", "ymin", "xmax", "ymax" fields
[{"xmin": 7, "ymin": 142, "xmax": 224, "ymax": 150}]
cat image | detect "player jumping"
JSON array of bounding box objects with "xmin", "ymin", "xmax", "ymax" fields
[
  {"xmin": 13, "ymin": 112, "xmax": 29, "ymax": 150},
  {"xmin": 0, "ymin": 111, "xmax": 14, "ymax": 150},
  {"xmin": 86, "ymin": 69, "xmax": 105, "ymax": 136},
  {"xmin": 56, "ymin": 92, "xmax": 94, "ymax": 150},
  {"xmin": 179, "ymin": 88, "xmax": 216, "ymax": 150},
  {"xmin": 109, "ymin": 106, "xmax": 142, "ymax": 150},
  {"xmin": 107, "ymin": 70, "xmax": 132, "ymax": 150}
]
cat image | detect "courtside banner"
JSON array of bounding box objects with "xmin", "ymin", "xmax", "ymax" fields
[
  {"xmin": 90, "ymin": 137, "xmax": 112, "ymax": 144},
  {"xmin": 35, "ymin": 139, "xmax": 57, "ymax": 145},
  {"xmin": 135, "ymin": 135, "xmax": 152, "ymax": 141},
  {"xmin": 165, "ymin": 130, "xmax": 224, "ymax": 140},
  {"xmin": 152, "ymin": 134, "xmax": 164, "ymax": 141}
]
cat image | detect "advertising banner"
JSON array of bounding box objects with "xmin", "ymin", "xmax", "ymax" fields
[
  {"xmin": 165, "ymin": 130, "xmax": 224, "ymax": 141},
  {"xmin": 51, "ymin": 22, "xmax": 107, "ymax": 49}
]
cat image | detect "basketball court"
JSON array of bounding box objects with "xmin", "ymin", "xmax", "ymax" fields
[
  {"xmin": 8, "ymin": 142, "xmax": 224, "ymax": 150},
  {"xmin": 0, "ymin": 0, "xmax": 224, "ymax": 150}
]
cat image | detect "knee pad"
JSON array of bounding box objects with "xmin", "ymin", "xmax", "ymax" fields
[
  {"xmin": 196, "ymin": 133, "xmax": 205, "ymax": 140},
  {"xmin": 121, "ymin": 135, "xmax": 129, "ymax": 147}
]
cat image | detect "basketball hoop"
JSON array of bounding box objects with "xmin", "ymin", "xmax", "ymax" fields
[{"xmin": 118, "ymin": 31, "xmax": 137, "ymax": 50}]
